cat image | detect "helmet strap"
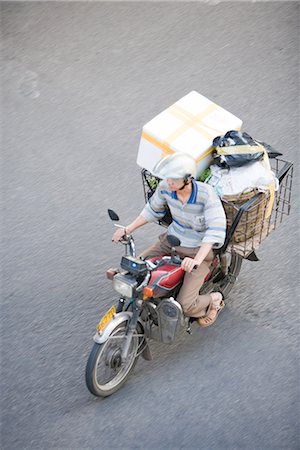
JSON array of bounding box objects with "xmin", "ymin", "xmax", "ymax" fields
[{"xmin": 178, "ymin": 175, "xmax": 192, "ymax": 191}]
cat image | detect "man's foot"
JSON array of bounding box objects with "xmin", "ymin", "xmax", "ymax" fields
[{"xmin": 197, "ymin": 292, "xmax": 225, "ymax": 327}]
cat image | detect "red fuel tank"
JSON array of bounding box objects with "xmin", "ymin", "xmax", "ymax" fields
[{"xmin": 147, "ymin": 257, "xmax": 185, "ymax": 298}]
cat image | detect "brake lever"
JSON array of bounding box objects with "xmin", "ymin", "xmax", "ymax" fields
[
  {"xmin": 114, "ymin": 223, "xmax": 126, "ymax": 229},
  {"xmin": 171, "ymin": 254, "xmax": 198, "ymax": 271},
  {"xmin": 171, "ymin": 255, "xmax": 183, "ymax": 266}
]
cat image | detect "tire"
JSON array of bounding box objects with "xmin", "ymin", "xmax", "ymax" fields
[
  {"xmin": 218, "ymin": 250, "xmax": 243, "ymax": 297},
  {"xmin": 85, "ymin": 321, "xmax": 139, "ymax": 397}
]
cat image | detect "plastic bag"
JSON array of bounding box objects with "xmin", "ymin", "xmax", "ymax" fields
[
  {"xmin": 206, "ymin": 162, "xmax": 278, "ymax": 197},
  {"xmin": 213, "ymin": 130, "xmax": 265, "ymax": 169}
]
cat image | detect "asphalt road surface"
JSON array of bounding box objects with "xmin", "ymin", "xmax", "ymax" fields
[{"xmin": 1, "ymin": 2, "xmax": 299, "ymax": 450}]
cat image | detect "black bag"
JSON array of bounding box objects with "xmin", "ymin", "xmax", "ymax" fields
[{"xmin": 213, "ymin": 130, "xmax": 265, "ymax": 169}]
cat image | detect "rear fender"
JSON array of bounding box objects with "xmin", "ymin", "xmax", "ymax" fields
[{"xmin": 246, "ymin": 251, "xmax": 260, "ymax": 261}]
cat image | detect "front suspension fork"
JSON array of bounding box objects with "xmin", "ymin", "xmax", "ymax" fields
[
  {"xmin": 121, "ymin": 301, "xmax": 141, "ymax": 360},
  {"xmin": 116, "ymin": 297, "xmax": 126, "ymax": 313}
]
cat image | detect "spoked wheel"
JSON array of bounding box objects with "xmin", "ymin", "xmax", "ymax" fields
[
  {"xmin": 200, "ymin": 250, "xmax": 243, "ymax": 298},
  {"xmin": 85, "ymin": 321, "xmax": 139, "ymax": 397}
]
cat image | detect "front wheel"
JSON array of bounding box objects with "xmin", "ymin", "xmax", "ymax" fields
[{"xmin": 85, "ymin": 321, "xmax": 139, "ymax": 397}]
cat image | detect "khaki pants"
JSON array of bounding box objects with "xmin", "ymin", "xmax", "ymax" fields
[{"xmin": 140, "ymin": 233, "xmax": 214, "ymax": 318}]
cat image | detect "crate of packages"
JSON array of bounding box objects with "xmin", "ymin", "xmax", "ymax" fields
[{"xmin": 136, "ymin": 90, "xmax": 243, "ymax": 179}]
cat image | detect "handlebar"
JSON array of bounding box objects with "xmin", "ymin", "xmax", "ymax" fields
[
  {"xmin": 118, "ymin": 234, "xmax": 136, "ymax": 257},
  {"xmin": 145, "ymin": 255, "xmax": 198, "ymax": 271}
]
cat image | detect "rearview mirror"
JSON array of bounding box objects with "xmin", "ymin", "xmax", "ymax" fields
[{"xmin": 108, "ymin": 209, "xmax": 119, "ymax": 221}]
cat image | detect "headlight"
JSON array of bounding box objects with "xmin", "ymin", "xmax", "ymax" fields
[{"xmin": 112, "ymin": 273, "xmax": 137, "ymax": 298}]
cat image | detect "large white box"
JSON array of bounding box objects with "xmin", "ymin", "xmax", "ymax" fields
[{"xmin": 137, "ymin": 91, "xmax": 243, "ymax": 178}]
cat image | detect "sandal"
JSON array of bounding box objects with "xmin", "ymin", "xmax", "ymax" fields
[{"xmin": 197, "ymin": 292, "xmax": 225, "ymax": 328}]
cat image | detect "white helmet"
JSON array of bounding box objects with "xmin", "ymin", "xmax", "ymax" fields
[{"xmin": 152, "ymin": 152, "xmax": 197, "ymax": 180}]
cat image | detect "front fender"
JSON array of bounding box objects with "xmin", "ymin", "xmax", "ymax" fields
[{"xmin": 93, "ymin": 311, "xmax": 133, "ymax": 344}]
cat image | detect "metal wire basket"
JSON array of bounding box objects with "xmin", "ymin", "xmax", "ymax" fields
[
  {"xmin": 141, "ymin": 169, "xmax": 172, "ymax": 227},
  {"xmin": 221, "ymin": 189, "xmax": 271, "ymax": 243},
  {"xmin": 222, "ymin": 158, "xmax": 293, "ymax": 257}
]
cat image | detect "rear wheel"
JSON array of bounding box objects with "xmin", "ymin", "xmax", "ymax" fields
[
  {"xmin": 85, "ymin": 321, "xmax": 139, "ymax": 397},
  {"xmin": 200, "ymin": 250, "xmax": 242, "ymax": 298},
  {"xmin": 219, "ymin": 251, "xmax": 243, "ymax": 296}
]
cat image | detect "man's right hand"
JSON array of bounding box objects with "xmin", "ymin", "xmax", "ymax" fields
[
  {"xmin": 112, "ymin": 227, "xmax": 126, "ymax": 243},
  {"xmin": 111, "ymin": 215, "xmax": 147, "ymax": 243}
]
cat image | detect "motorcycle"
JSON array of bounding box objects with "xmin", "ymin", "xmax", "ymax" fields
[
  {"xmin": 85, "ymin": 157, "xmax": 292, "ymax": 397},
  {"xmin": 85, "ymin": 209, "xmax": 243, "ymax": 397}
]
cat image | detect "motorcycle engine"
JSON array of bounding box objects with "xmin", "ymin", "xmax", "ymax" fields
[{"xmin": 156, "ymin": 298, "xmax": 183, "ymax": 344}]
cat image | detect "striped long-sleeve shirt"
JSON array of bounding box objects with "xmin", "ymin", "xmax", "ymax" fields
[{"xmin": 141, "ymin": 179, "xmax": 226, "ymax": 249}]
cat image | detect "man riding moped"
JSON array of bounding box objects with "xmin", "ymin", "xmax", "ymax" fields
[{"xmin": 112, "ymin": 152, "xmax": 227, "ymax": 327}]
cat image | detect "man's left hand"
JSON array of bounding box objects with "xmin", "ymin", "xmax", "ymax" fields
[{"xmin": 181, "ymin": 257, "xmax": 200, "ymax": 273}]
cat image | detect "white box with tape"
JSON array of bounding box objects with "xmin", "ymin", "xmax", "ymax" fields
[{"xmin": 136, "ymin": 91, "xmax": 243, "ymax": 178}]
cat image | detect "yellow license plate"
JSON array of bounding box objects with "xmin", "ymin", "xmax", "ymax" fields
[{"xmin": 96, "ymin": 305, "xmax": 116, "ymax": 334}]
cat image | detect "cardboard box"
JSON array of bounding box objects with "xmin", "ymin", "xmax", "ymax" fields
[{"xmin": 136, "ymin": 91, "xmax": 243, "ymax": 177}]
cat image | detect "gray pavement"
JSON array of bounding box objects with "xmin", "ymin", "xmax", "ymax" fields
[{"xmin": 1, "ymin": 2, "xmax": 299, "ymax": 450}]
